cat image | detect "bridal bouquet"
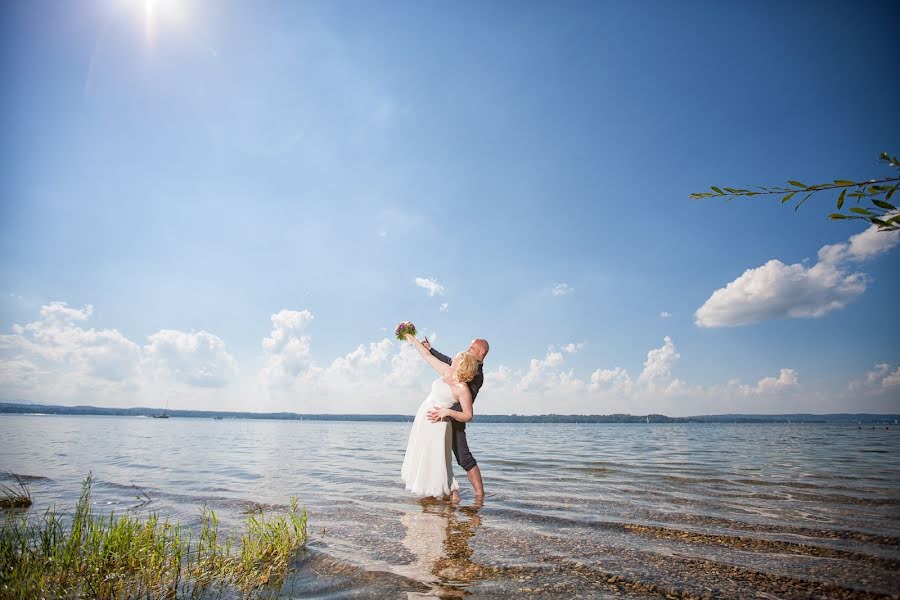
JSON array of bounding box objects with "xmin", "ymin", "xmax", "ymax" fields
[{"xmin": 395, "ymin": 321, "xmax": 417, "ymax": 341}]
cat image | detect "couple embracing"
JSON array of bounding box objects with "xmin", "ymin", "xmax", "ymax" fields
[{"xmin": 401, "ymin": 335, "xmax": 489, "ymax": 503}]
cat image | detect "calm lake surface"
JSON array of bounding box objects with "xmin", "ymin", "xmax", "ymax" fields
[{"xmin": 2, "ymin": 415, "xmax": 899, "ymax": 599}]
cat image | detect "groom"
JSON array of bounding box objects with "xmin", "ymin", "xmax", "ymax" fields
[{"xmin": 424, "ymin": 338, "xmax": 489, "ymax": 499}]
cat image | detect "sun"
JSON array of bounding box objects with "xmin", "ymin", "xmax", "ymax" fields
[{"xmin": 120, "ymin": 0, "xmax": 187, "ymax": 43}]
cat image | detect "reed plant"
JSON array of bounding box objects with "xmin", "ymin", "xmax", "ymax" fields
[
  {"xmin": 0, "ymin": 474, "xmax": 32, "ymax": 510},
  {"xmin": 0, "ymin": 473, "xmax": 307, "ymax": 599}
]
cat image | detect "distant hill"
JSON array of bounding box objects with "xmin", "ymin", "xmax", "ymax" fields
[{"xmin": 0, "ymin": 401, "xmax": 897, "ymax": 424}]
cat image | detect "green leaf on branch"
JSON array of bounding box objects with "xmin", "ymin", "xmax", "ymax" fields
[
  {"xmin": 849, "ymin": 207, "xmax": 873, "ymax": 215},
  {"xmin": 873, "ymin": 199, "xmax": 897, "ymax": 210},
  {"xmin": 833, "ymin": 180, "xmax": 855, "ymax": 186},
  {"xmin": 781, "ymin": 191, "xmax": 797, "ymax": 204},
  {"xmin": 787, "ymin": 180, "xmax": 807, "ymax": 188},
  {"xmin": 837, "ymin": 189, "xmax": 846, "ymax": 209},
  {"xmin": 870, "ymin": 218, "xmax": 889, "ymax": 227},
  {"xmin": 828, "ymin": 213, "xmax": 849, "ymax": 219},
  {"xmin": 711, "ymin": 186, "xmax": 724, "ymax": 194},
  {"xmin": 795, "ymin": 191, "xmax": 816, "ymax": 211}
]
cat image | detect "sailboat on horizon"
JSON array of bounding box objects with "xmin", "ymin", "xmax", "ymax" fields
[{"xmin": 153, "ymin": 398, "xmax": 170, "ymax": 419}]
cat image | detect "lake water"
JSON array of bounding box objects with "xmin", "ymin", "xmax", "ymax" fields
[{"xmin": 2, "ymin": 415, "xmax": 899, "ymax": 599}]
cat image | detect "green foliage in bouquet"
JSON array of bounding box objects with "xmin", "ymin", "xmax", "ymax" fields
[{"xmin": 395, "ymin": 321, "xmax": 417, "ymax": 341}]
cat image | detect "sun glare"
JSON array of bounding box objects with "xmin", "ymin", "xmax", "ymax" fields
[{"xmin": 119, "ymin": 0, "xmax": 188, "ymax": 44}]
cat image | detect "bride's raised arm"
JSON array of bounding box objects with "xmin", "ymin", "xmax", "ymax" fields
[{"xmin": 405, "ymin": 334, "xmax": 451, "ymax": 377}]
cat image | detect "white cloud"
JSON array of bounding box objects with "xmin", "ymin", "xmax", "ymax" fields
[
  {"xmin": 561, "ymin": 342, "xmax": 586, "ymax": 354},
  {"xmin": 886, "ymin": 369, "xmax": 900, "ymax": 389},
  {"xmin": 487, "ymin": 337, "xmax": 688, "ymax": 413},
  {"xmin": 144, "ymin": 330, "xmax": 237, "ymax": 388},
  {"xmin": 414, "ymin": 277, "xmax": 445, "ymax": 297},
  {"xmin": 0, "ymin": 301, "xmax": 141, "ymax": 386},
  {"xmin": 483, "ymin": 337, "xmax": 810, "ymax": 416},
  {"xmin": 439, "ymin": 302, "xmax": 449, "ymax": 312},
  {"xmin": 849, "ymin": 363, "xmax": 900, "ymax": 393},
  {"xmin": 258, "ymin": 308, "xmax": 430, "ymax": 412},
  {"xmin": 3, "ymin": 302, "xmax": 888, "ymax": 416},
  {"xmin": 551, "ymin": 283, "xmax": 573, "ymax": 296},
  {"xmin": 660, "ymin": 311, "xmax": 671, "ymax": 318},
  {"xmin": 325, "ymin": 339, "xmax": 393, "ymax": 380},
  {"xmin": 589, "ymin": 367, "xmax": 633, "ymax": 395},
  {"xmin": 383, "ymin": 343, "xmax": 427, "ymax": 388},
  {"xmin": 517, "ymin": 348, "xmax": 566, "ymax": 391},
  {"xmin": 820, "ymin": 221, "xmax": 900, "ymax": 263},
  {"xmin": 0, "ymin": 302, "xmax": 238, "ymax": 406},
  {"xmin": 260, "ymin": 309, "xmax": 315, "ymax": 388},
  {"xmin": 757, "ymin": 368, "xmax": 799, "ymax": 394},
  {"xmin": 637, "ymin": 336, "xmax": 682, "ymax": 390},
  {"xmin": 695, "ymin": 223, "xmax": 897, "ymax": 328}
]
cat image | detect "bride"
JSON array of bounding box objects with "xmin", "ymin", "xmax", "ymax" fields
[{"xmin": 401, "ymin": 334, "xmax": 477, "ymax": 502}]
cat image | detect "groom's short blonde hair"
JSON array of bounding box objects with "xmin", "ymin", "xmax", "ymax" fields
[{"xmin": 454, "ymin": 351, "xmax": 478, "ymax": 383}]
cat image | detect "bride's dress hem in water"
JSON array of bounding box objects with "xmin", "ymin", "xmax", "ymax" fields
[{"xmin": 401, "ymin": 378, "xmax": 460, "ymax": 497}]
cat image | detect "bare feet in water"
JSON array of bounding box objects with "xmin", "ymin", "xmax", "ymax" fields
[{"xmin": 450, "ymin": 490, "xmax": 461, "ymax": 503}]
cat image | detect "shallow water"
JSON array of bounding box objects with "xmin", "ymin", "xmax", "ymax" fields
[{"xmin": 2, "ymin": 415, "xmax": 899, "ymax": 598}]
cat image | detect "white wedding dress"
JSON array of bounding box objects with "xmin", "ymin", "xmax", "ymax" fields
[{"xmin": 401, "ymin": 378, "xmax": 459, "ymax": 497}]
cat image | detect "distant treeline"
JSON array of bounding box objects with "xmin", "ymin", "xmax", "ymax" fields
[{"xmin": 0, "ymin": 402, "xmax": 897, "ymax": 424}]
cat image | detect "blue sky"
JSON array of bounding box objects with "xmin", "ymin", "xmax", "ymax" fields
[{"xmin": 1, "ymin": 0, "xmax": 898, "ymax": 415}]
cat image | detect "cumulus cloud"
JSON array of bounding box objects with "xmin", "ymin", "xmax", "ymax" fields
[
  {"xmin": 260, "ymin": 310, "xmax": 315, "ymax": 388},
  {"xmin": 0, "ymin": 301, "xmax": 141, "ymax": 387},
  {"xmin": 561, "ymin": 342, "xmax": 586, "ymax": 354},
  {"xmin": 486, "ymin": 337, "xmax": 686, "ymax": 408},
  {"xmin": 484, "ymin": 337, "xmax": 807, "ymax": 415},
  {"xmin": 755, "ymin": 368, "xmax": 798, "ymax": 394},
  {"xmin": 884, "ymin": 368, "xmax": 900, "ymax": 389},
  {"xmin": 439, "ymin": 302, "xmax": 449, "ymax": 312},
  {"xmin": 517, "ymin": 348, "xmax": 567, "ymax": 391},
  {"xmin": 730, "ymin": 368, "xmax": 799, "ymax": 396},
  {"xmin": 0, "ymin": 302, "xmax": 238, "ymax": 405},
  {"xmin": 551, "ymin": 283, "xmax": 573, "ymax": 296},
  {"xmin": 589, "ymin": 366, "xmax": 633, "ymax": 395},
  {"xmin": 660, "ymin": 311, "xmax": 671, "ymax": 318},
  {"xmin": 638, "ymin": 336, "xmax": 680, "ymax": 387},
  {"xmin": 820, "ymin": 221, "xmax": 900, "ymax": 263},
  {"xmin": 258, "ymin": 308, "xmax": 429, "ymax": 411},
  {"xmin": 144, "ymin": 330, "xmax": 237, "ymax": 387},
  {"xmin": 695, "ymin": 223, "xmax": 898, "ymax": 327},
  {"xmin": 848, "ymin": 363, "xmax": 900, "ymax": 394},
  {"xmin": 414, "ymin": 277, "xmax": 445, "ymax": 297}
]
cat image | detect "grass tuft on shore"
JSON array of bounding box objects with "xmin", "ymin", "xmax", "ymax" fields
[
  {"xmin": 0, "ymin": 473, "xmax": 307, "ymax": 599},
  {"xmin": 0, "ymin": 474, "xmax": 32, "ymax": 510}
]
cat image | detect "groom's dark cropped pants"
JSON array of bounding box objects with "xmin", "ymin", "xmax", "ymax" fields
[
  {"xmin": 450, "ymin": 403, "xmax": 477, "ymax": 471},
  {"xmin": 430, "ymin": 347, "xmax": 481, "ymax": 472}
]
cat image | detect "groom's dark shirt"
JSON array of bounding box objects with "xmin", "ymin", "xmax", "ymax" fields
[{"xmin": 429, "ymin": 348, "xmax": 483, "ymax": 430}]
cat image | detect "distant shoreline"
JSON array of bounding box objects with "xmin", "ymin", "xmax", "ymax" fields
[{"xmin": 0, "ymin": 401, "xmax": 897, "ymax": 424}]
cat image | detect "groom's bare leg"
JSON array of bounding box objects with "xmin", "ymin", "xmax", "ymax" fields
[
  {"xmin": 454, "ymin": 427, "xmax": 484, "ymax": 498},
  {"xmin": 467, "ymin": 466, "xmax": 484, "ymax": 497}
]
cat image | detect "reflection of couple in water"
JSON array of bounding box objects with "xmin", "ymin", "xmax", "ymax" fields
[
  {"xmin": 401, "ymin": 336, "xmax": 488, "ymax": 503},
  {"xmin": 399, "ymin": 498, "xmax": 485, "ymax": 595}
]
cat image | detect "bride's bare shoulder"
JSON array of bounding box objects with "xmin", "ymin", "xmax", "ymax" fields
[{"xmin": 451, "ymin": 381, "xmax": 471, "ymax": 396}]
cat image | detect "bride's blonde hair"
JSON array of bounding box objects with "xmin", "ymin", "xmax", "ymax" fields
[{"xmin": 454, "ymin": 351, "xmax": 479, "ymax": 383}]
